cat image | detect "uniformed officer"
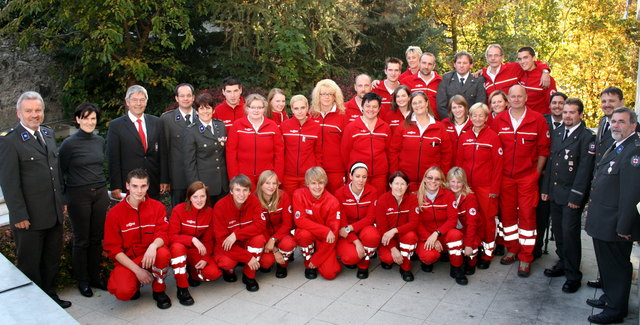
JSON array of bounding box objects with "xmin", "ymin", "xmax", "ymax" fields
[
  {"xmin": 0, "ymin": 91, "xmax": 71, "ymax": 308},
  {"xmin": 540, "ymin": 98, "xmax": 595, "ymax": 293},
  {"xmin": 585, "ymin": 107, "xmax": 640, "ymax": 324},
  {"xmin": 594, "ymin": 87, "xmax": 624, "ymax": 165}
]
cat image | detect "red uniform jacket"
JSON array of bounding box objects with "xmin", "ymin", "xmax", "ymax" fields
[
  {"xmin": 262, "ymin": 191, "xmax": 294, "ymax": 242},
  {"xmin": 342, "ymin": 118, "xmax": 392, "ymax": 177},
  {"xmin": 226, "ymin": 117, "xmax": 285, "ymax": 180},
  {"xmin": 398, "ymin": 69, "xmax": 416, "ymax": 84},
  {"xmin": 441, "ymin": 118, "xmax": 472, "ymax": 164},
  {"xmin": 168, "ymin": 203, "xmax": 215, "ymax": 262},
  {"xmin": 334, "ymin": 184, "xmax": 378, "ymax": 242},
  {"xmin": 456, "ymin": 126, "xmax": 503, "ymax": 194},
  {"xmin": 310, "ymin": 111, "xmax": 349, "ymax": 173},
  {"xmin": 402, "ymin": 72, "xmax": 442, "ymax": 120},
  {"xmin": 454, "ymin": 193, "xmax": 481, "ymax": 248},
  {"xmin": 268, "ymin": 111, "xmax": 289, "ymax": 126},
  {"xmin": 495, "ymin": 109, "xmax": 551, "ymax": 179},
  {"xmin": 281, "ymin": 118, "xmax": 322, "ymax": 177},
  {"xmin": 293, "ymin": 187, "xmax": 341, "ymax": 240},
  {"xmin": 344, "ymin": 97, "xmax": 362, "ymax": 122},
  {"xmin": 389, "ymin": 120, "xmax": 453, "ymax": 183},
  {"xmin": 214, "ymin": 97, "xmax": 246, "ymax": 131},
  {"xmin": 213, "ymin": 194, "xmax": 266, "ymax": 262},
  {"xmin": 375, "ymin": 191, "xmax": 419, "ymax": 242},
  {"xmin": 371, "ymin": 81, "xmax": 395, "ymax": 116},
  {"xmin": 417, "ymin": 189, "xmax": 458, "ymax": 239},
  {"xmin": 519, "ymin": 63, "xmax": 557, "ymax": 115},
  {"xmin": 481, "ymin": 61, "xmax": 550, "ymax": 100},
  {"xmin": 104, "ymin": 196, "xmax": 169, "ymax": 260},
  {"xmin": 381, "ymin": 108, "xmax": 407, "ymax": 135}
]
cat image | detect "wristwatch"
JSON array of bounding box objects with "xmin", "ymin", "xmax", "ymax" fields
[{"xmin": 344, "ymin": 226, "xmax": 352, "ymax": 234}]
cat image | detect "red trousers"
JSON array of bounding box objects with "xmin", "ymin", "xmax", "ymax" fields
[
  {"xmin": 337, "ymin": 226, "xmax": 380, "ymax": 269},
  {"xmin": 417, "ymin": 229, "xmax": 464, "ymax": 267},
  {"xmin": 107, "ymin": 246, "xmax": 170, "ymax": 301},
  {"xmin": 499, "ymin": 172, "xmax": 539, "ymax": 263},
  {"xmin": 214, "ymin": 235, "xmax": 266, "ymax": 279},
  {"xmin": 294, "ymin": 228, "xmax": 341, "ymax": 280},
  {"xmin": 260, "ymin": 235, "xmax": 297, "ymax": 269},
  {"xmin": 282, "ymin": 175, "xmax": 305, "ymax": 198},
  {"xmin": 368, "ymin": 174, "xmax": 388, "ymax": 197},
  {"xmin": 378, "ymin": 231, "xmax": 417, "ymax": 271},
  {"xmin": 474, "ymin": 186, "xmax": 498, "ymax": 261},
  {"xmin": 326, "ymin": 171, "xmax": 346, "ymax": 194},
  {"xmin": 169, "ymin": 243, "xmax": 222, "ymax": 288}
]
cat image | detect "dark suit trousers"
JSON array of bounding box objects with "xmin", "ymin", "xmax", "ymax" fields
[
  {"xmin": 11, "ymin": 222, "xmax": 63, "ymax": 296},
  {"xmin": 66, "ymin": 186, "xmax": 109, "ymax": 283},
  {"xmin": 593, "ymin": 237, "xmax": 632, "ymax": 318},
  {"xmin": 549, "ymin": 200, "xmax": 582, "ymax": 281},
  {"xmin": 171, "ymin": 189, "xmax": 187, "ymax": 208}
]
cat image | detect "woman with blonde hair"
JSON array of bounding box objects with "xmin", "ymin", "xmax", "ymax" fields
[{"xmin": 266, "ymin": 88, "xmax": 289, "ymax": 126}]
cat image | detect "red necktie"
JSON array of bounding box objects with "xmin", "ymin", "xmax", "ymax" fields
[{"xmin": 136, "ymin": 119, "xmax": 147, "ymax": 152}]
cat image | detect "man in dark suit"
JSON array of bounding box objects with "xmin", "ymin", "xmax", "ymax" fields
[
  {"xmin": 585, "ymin": 107, "xmax": 640, "ymax": 324},
  {"xmin": 0, "ymin": 91, "xmax": 71, "ymax": 308},
  {"xmin": 595, "ymin": 87, "xmax": 624, "ymax": 165},
  {"xmin": 108, "ymin": 85, "xmax": 168, "ymax": 200},
  {"xmin": 540, "ymin": 98, "xmax": 595, "ymax": 293},
  {"xmin": 436, "ymin": 51, "xmax": 486, "ymax": 119},
  {"xmin": 160, "ymin": 83, "xmax": 198, "ymax": 207}
]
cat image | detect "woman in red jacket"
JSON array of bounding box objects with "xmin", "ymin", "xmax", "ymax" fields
[
  {"xmin": 169, "ymin": 181, "xmax": 222, "ymax": 305},
  {"xmin": 335, "ymin": 162, "xmax": 380, "ymax": 279},
  {"xmin": 441, "ymin": 95, "xmax": 472, "ymax": 163},
  {"xmin": 255, "ymin": 170, "xmax": 296, "ymax": 279},
  {"xmin": 281, "ymin": 95, "xmax": 322, "ymax": 197},
  {"xmin": 376, "ymin": 171, "xmax": 419, "ymax": 282},
  {"xmin": 389, "ymin": 91, "xmax": 453, "ymax": 192},
  {"xmin": 416, "ymin": 167, "xmax": 467, "ymax": 285},
  {"xmin": 456, "ymin": 103, "xmax": 503, "ymax": 269},
  {"xmin": 487, "ymin": 90, "xmax": 508, "ymax": 130},
  {"xmin": 447, "ymin": 167, "xmax": 481, "ymax": 276},
  {"xmin": 266, "ymin": 88, "xmax": 289, "ymax": 126},
  {"xmin": 226, "ymin": 94, "xmax": 284, "ymax": 188},
  {"xmin": 293, "ymin": 167, "xmax": 342, "ymax": 280},
  {"xmin": 381, "ymin": 85, "xmax": 411, "ymax": 134},
  {"xmin": 310, "ymin": 79, "xmax": 350, "ymax": 193}
]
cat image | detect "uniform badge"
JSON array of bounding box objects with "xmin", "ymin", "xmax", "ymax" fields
[
  {"xmin": 631, "ymin": 155, "xmax": 640, "ymax": 167},
  {"xmin": 176, "ymin": 114, "xmax": 181, "ymax": 121},
  {"xmin": 568, "ymin": 161, "xmax": 574, "ymax": 166},
  {"xmin": 21, "ymin": 132, "xmax": 30, "ymax": 141},
  {"xmin": 452, "ymin": 201, "xmax": 458, "ymax": 208},
  {"xmin": 564, "ymin": 149, "xmax": 570, "ymax": 160},
  {"xmin": 498, "ymin": 148, "xmax": 503, "ymax": 155},
  {"xmin": 588, "ymin": 142, "xmax": 596, "ymax": 155},
  {"xmin": 469, "ymin": 208, "xmax": 477, "ymax": 216},
  {"xmin": 569, "ymin": 167, "xmax": 573, "ymax": 172},
  {"xmin": 41, "ymin": 129, "xmax": 50, "ymax": 136},
  {"xmin": 295, "ymin": 211, "xmax": 300, "ymax": 219},
  {"xmin": 261, "ymin": 213, "xmax": 266, "ymax": 221},
  {"xmin": 199, "ymin": 125, "xmax": 205, "ymax": 133},
  {"xmin": 616, "ymin": 145, "xmax": 624, "ymax": 153},
  {"xmin": 608, "ymin": 161, "xmax": 615, "ymax": 174},
  {"xmin": 218, "ymin": 136, "xmax": 227, "ymax": 146}
]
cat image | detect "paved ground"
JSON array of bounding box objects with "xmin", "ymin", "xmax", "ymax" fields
[{"xmin": 61, "ymin": 231, "xmax": 638, "ymax": 325}]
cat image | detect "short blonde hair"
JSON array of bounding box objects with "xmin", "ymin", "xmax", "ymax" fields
[
  {"xmin": 469, "ymin": 102, "xmax": 490, "ymax": 117},
  {"xmin": 310, "ymin": 79, "xmax": 345, "ymax": 115},
  {"xmin": 244, "ymin": 93, "xmax": 268, "ymax": 115},
  {"xmin": 446, "ymin": 167, "xmax": 472, "ymax": 197},
  {"xmin": 305, "ymin": 166, "xmax": 328, "ymax": 186},
  {"xmin": 405, "ymin": 46, "xmax": 423, "ymax": 57},
  {"xmin": 289, "ymin": 94, "xmax": 308, "ymax": 108}
]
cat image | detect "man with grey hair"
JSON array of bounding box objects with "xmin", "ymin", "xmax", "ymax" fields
[
  {"xmin": 0, "ymin": 91, "xmax": 71, "ymax": 308},
  {"xmin": 344, "ymin": 74, "xmax": 372, "ymax": 121},
  {"xmin": 108, "ymin": 85, "xmax": 168, "ymax": 200}
]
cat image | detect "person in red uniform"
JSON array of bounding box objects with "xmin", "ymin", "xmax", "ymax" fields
[
  {"xmin": 494, "ymin": 85, "xmax": 550, "ymax": 277},
  {"xmin": 402, "ymin": 52, "xmax": 442, "ymax": 119},
  {"xmin": 255, "ymin": 170, "xmax": 296, "ymax": 278},
  {"xmin": 310, "ymin": 79, "xmax": 350, "ymax": 193},
  {"xmin": 281, "ymin": 95, "xmax": 322, "ymax": 196},
  {"xmin": 226, "ymin": 93, "xmax": 284, "ymax": 188},
  {"xmin": 213, "ymin": 77, "xmax": 246, "ymax": 131},
  {"xmin": 103, "ymin": 169, "xmax": 172, "ymax": 309},
  {"xmin": 372, "ymin": 57, "xmax": 403, "ymax": 116},
  {"xmin": 344, "ymin": 74, "xmax": 373, "ymax": 122},
  {"xmin": 487, "ymin": 90, "xmax": 508, "ymax": 130},
  {"xmin": 213, "ymin": 174, "xmax": 266, "ymax": 291},
  {"xmin": 399, "ymin": 46, "xmax": 422, "ymax": 84},
  {"xmin": 447, "ymin": 167, "xmax": 482, "ymax": 276},
  {"xmin": 389, "ymin": 91, "xmax": 453, "ymax": 192},
  {"xmin": 416, "ymin": 167, "xmax": 467, "ymax": 285},
  {"xmin": 381, "ymin": 85, "xmax": 411, "ymax": 134},
  {"xmin": 266, "ymin": 88, "xmax": 289, "ymax": 126},
  {"xmin": 441, "ymin": 95, "xmax": 473, "ymax": 163},
  {"xmin": 516, "ymin": 47, "xmax": 557, "ymax": 115},
  {"xmin": 335, "ymin": 162, "xmax": 380, "ymax": 279},
  {"xmin": 342, "ymin": 92, "xmax": 392, "ymax": 195},
  {"xmin": 456, "ymin": 103, "xmax": 503, "ymax": 269},
  {"xmin": 168, "ymin": 181, "xmax": 222, "ymax": 306},
  {"xmin": 293, "ymin": 167, "xmax": 342, "ymax": 280},
  {"xmin": 376, "ymin": 171, "xmax": 419, "ymax": 281}
]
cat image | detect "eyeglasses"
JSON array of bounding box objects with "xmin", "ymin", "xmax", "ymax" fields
[
  {"xmin": 320, "ymin": 93, "xmax": 335, "ymax": 97},
  {"xmin": 129, "ymin": 98, "xmax": 147, "ymax": 104},
  {"xmin": 248, "ymin": 106, "xmax": 264, "ymax": 110},
  {"xmin": 425, "ymin": 176, "xmax": 442, "ymax": 182}
]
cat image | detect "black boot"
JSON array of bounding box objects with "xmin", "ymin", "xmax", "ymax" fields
[
  {"xmin": 275, "ymin": 264, "xmax": 288, "ymax": 278},
  {"xmin": 450, "ymin": 266, "xmax": 468, "ymax": 285},
  {"xmin": 188, "ymin": 276, "xmax": 201, "ymax": 287},
  {"xmin": 242, "ymin": 274, "xmax": 259, "ymax": 292},
  {"xmin": 259, "ymin": 267, "xmax": 272, "ymax": 273},
  {"xmin": 494, "ymin": 244, "xmax": 506, "ymax": 256},
  {"xmin": 305, "ymin": 268, "xmax": 318, "ymax": 279},
  {"xmin": 78, "ymin": 282, "xmax": 93, "ymax": 297},
  {"xmin": 130, "ymin": 289, "xmax": 141, "ymax": 300},
  {"xmin": 421, "ymin": 262, "xmax": 433, "ymax": 272},
  {"xmin": 177, "ymin": 287, "xmax": 194, "ymax": 306},
  {"xmin": 380, "ymin": 262, "xmax": 393, "ymax": 269},
  {"xmin": 152, "ymin": 291, "xmax": 172, "ymax": 309},
  {"xmin": 356, "ymin": 268, "xmax": 369, "ymax": 279},
  {"xmin": 223, "ymin": 270, "xmax": 237, "ymax": 282},
  {"xmin": 465, "ymin": 264, "xmax": 476, "ymax": 275},
  {"xmin": 399, "ymin": 268, "xmax": 414, "ymax": 282},
  {"xmin": 477, "ymin": 258, "xmax": 491, "ymax": 270}
]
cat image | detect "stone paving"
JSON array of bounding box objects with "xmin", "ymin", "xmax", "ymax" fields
[{"xmin": 61, "ymin": 231, "xmax": 638, "ymax": 325}]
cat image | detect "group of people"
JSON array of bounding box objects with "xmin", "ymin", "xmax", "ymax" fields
[{"xmin": 0, "ymin": 43, "xmax": 638, "ymax": 325}]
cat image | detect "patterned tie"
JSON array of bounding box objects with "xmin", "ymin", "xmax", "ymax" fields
[
  {"xmin": 136, "ymin": 119, "xmax": 147, "ymax": 152},
  {"xmin": 185, "ymin": 114, "xmax": 191, "ymax": 126}
]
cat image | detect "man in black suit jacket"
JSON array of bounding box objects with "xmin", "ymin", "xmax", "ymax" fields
[
  {"xmin": 108, "ymin": 85, "xmax": 168, "ymax": 200},
  {"xmin": 436, "ymin": 51, "xmax": 486, "ymax": 119},
  {"xmin": 160, "ymin": 83, "xmax": 198, "ymax": 207},
  {"xmin": 0, "ymin": 91, "xmax": 70, "ymax": 308},
  {"xmin": 585, "ymin": 107, "xmax": 640, "ymax": 324},
  {"xmin": 540, "ymin": 98, "xmax": 595, "ymax": 293},
  {"xmin": 594, "ymin": 87, "xmax": 624, "ymax": 165}
]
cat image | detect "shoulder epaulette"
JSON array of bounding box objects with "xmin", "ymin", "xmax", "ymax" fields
[{"xmin": 0, "ymin": 128, "xmax": 15, "ymax": 137}]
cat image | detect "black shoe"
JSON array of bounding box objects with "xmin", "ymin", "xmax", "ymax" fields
[
  {"xmin": 356, "ymin": 268, "xmax": 369, "ymax": 279},
  {"xmin": 305, "ymin": 268, "xmax": 318, "ymax": 280},
  {"xmin": 50, "ymin": 294, "xmax": 72, "ymax": 309},
  {"xmin": 177, "ymin": 287, "xmax": 194, "ymax": 306},
  {"xmin": 477, "ymin": 259, "xmax": 491, "ymax": 270},
  {"xmin": 380, "ymin": 262, "xmax": 393, "ymax": 269},
  {"xmin": 533, "ymin": 249, "xmax": 543, "ymax": 260},
  {"xmin": 188, "ymin": 277, "xmax": 201, "ymax": 287},
  {"xmin": 242, "ymin": 274, "xmax": 259, "ymax": 292},
  {"xmin": 450, "ymin": 266, "xmax": 468, "ymax": 285},
  {"xmin": 259, "ymin": 267, "xmax": 272, "ymax": 273},
  {"xmin": 152, "ymin": 291, "xmax": 172, "ymax": 309},
  {"xmin": 587, "ymin": 312, "xmax": 624, "ymax": 324},
  {"xmin": 131, "ymin": 289, "xmax": 141, "ymax": 300},
  {"xmin": 421, "ymin": 262, "xmax": 433, "ymax": 272},
  {"xmin": 289, "ymin": 254, "xmax": 295, "ymax": 262},
  {"xmin": 275, "ymin": 265, "xmax": 288, "ymax": 278},
  {"xmin": 344, "ymin": 264, "xmax": 357, "ymax": 269},
  {"xmin": 78, "ymin": 283, "xmax": 93, "ymax": 297},
  {"xmin": 586, "ymin": 298, "xmax": 606, "ymax": 309},
  {"xmin": 562, "ymin": 280, "xmax": 581, "ymax": 293},
  {"xmin": 494, "ymin": 245, "xmax": 506, "ymax": 256},
  {"xmin": 587, "ymin": 279, "xmax": 602, "ymax": 288},
  {"xmin": 464, "ymin": 265, "xmax": 476, "ymax": 275},
  {"xmin": 223, "ymin": 271, "xmax": 237, "ymax": 283},
  {"xmin": 543, "ymin": 265, "xmax": 565, "ymax": 277},
  {"xmin": 439, "ymin": 254, "xmax": 449, "ymax": 262},
  {"xmin": 399, "ymin": 268, "xmax": 414, "ymax": 282},
  {"xmin": 89, "ymin": 278, "xmax": 108, "ymax": 291}
]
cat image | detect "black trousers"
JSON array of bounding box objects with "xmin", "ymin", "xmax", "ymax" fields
[
  {"xmin": 171, "ymin": 189, "xmax": 187, "ymax": 208},
  {"xmin": 11, "ymin": 222, "xmax": 63, "ymax": 296},
  {"xmin": 66, "ymin": 186, "xmax": 109, "ymax": 283},
  {"xmin": 549, "ymin": 200, "xmax": 583, "ymax": 281},
  {"xmin": 592, "ymin": 237, "xmax": 632, "ymax": 318}
]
